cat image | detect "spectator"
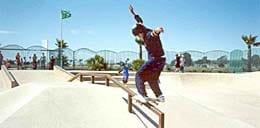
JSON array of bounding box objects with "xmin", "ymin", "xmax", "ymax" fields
[
  {"xmin": 20, "ymin": 57, "xmax": 24, "ymax": 69},
  {"xmin": 49, "ymin": 56, "xmax": 55, "ymax": 70},
  {"xmin": 175, "ymin": 54, "xmax": 180, "ymax": 72},
  {"xmin": 180, "ymin": 54, "xmax": 185, "ymax": 73},
  {"xmin": 0, "ymin": 51, "xmax": 3, "ymax": 70},
  {"xmin": 40, "ymin": 53, "xmax": 46, "ymax": 69},
  {"xmin": 32, "ymin": 54, "xmax": 37, "ymax": 70},
  {"xmin": 16, "ymin": 52, "xmax": 21, "ymax": 70},
  {"xmin": 5, "ymin": 59, "xmax": 11, "ymax": 69}
]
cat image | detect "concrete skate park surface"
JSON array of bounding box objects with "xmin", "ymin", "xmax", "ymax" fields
[
  {"xmin": 0, "ymin": 83, "xmax": 144, "ymax": 128},
  {"xmin": 158, "ymin": 72, "xmax": 260, "ymax": 128},
  {"xmin": 0, "ymin": 69, "xmax": 260, "ymax": 128}
]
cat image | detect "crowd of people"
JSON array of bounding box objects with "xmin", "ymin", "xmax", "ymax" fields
[
  {"xmin": 0, "ymin": 50, "xmax": 187, "ymax": 73},
  {"xmin": 0, "ymin": 51, "xmax": 55, "ymax": 70}
]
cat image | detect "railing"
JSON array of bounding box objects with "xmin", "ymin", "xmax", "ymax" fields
[{"xmin": 68, "ymin": 73, "xmax": 165, "ymax": 128}]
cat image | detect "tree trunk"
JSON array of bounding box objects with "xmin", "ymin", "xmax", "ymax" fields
[
  {"xmin": 248, "ymin": 45, "xmax": 252, "ymax": 72},
  {"xmin": 139, "ymin": 44, "xmax": 142, "ymax": 60}
]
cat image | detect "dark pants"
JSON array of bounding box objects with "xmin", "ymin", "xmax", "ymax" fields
[
  {"xmin": 135, "ymin": 57, "xmax": 165, "ymax": 97},
  {"xmin": 180, "ymin": 66, "xmax": 184, "ymax": 73}
]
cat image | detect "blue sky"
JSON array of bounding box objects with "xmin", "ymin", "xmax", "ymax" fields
[{"xmin": 0, "ymin": 0, "xmax": 259, "ymax": 52}]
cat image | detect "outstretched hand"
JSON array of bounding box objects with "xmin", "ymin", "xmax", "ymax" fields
[
  {"xmin": 154, "ymin": 27, "xmax": 164, "ymax": 33},
  {"xmin": 129, "ymin": 4, "xmax": 136, "ymax": 15}
]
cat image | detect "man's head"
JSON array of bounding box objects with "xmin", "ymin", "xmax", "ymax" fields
[{"xmin": 132, "ymin": 23, "xmax": 146, "ymax": 45}]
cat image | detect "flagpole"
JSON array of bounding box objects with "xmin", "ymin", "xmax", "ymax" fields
[{"xmin": 60, "ymin": 10, "xmax": 63, "ymax": 68}]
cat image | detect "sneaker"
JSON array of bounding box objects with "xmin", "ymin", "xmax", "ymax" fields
[
  {"xmin": 143, "ymin": 96, "xmax": 150, "ymax": 101},
  {"xmin": 157, "ymin": 95, "xmax": 165, "ymax": 102}
]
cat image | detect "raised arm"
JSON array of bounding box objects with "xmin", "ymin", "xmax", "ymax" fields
[
  {"xmin": 129, "ymin": 5, "xmax": 136, "ymax": 16},
  {"xmin": 129, "ymin": 5, "xmax": 143, "ymax": 24}
]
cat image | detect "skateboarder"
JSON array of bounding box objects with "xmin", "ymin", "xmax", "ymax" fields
[
  {"xmin": 129, "ymin": 5, "xmax": 166, "ymax": 102},
  {"xmin": 118, "ymin": 63, "xmax": 129, "ymax": 84}
]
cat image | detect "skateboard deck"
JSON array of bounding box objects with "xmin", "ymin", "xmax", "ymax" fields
[{"xmin": 132, "ymin": 96, "xmax": 160, "ymax": 105}]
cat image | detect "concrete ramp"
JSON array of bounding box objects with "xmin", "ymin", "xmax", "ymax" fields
[
  {"xmin": 0, "ymin": 83, "xmax": 144, "ymax": 128},
  {"xmin": 157, "ymin": 72, "xmax": 260, "ymax": 128},
  {"xmin": 2, "ymin": 69, "xmax": 260, "ymax": 128},
  {"xmin": 0, "ymin": 70, "xmax": 6, "ymax": 88},
  {"xmin": 0, "ymin": 65, "xmax": 17, "ymax": 89},
  {"xmin": 9, "ymin": 66, "xmax": 75, "ymax": 85},
  {"xmin": 9, "ymin": 70, "xmax": 69, "ymax": 85}
]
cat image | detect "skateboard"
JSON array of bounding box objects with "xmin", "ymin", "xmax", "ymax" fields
[{"xmin": 132, "ymin": 96, "xmax": 160, "ymax": 105}]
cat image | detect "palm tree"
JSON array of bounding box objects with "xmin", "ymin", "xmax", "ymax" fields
[
  {"xmin": 86, "ymin": 55, "xmax": 107, "ymax": 71},
  {"xmin": 55, "ymin": 39, "xmax": 68, "ymax": 48},
  {"xmin": 135, "ymin": 38, "xmax": 144, "ymax": 60},
  {"xmin": 242, "ymin": 34, "xmax": 258, "ymax": 72},
  {"xmin": 139, "ymin": 44, "xmax": 142, "ymax": 60},
  {"xmin": 56, "ymin": 39, "xmax": 69, "ymax": 67}
]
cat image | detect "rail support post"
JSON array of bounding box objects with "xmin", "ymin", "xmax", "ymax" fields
[
  {"xmin": 91, "ymin": 76, "xmax": 95, "ymax": 84},
  {"xmin": 106, "ymin": 78, "xmax": 109, "ymax": 86},
  {"xmin": 128, "ymin": 94, "xmax": 133, "ymax": 113},
  {"xmin": 159, "ymin": 113, "xmax": 165, "ymax": 128},
  {"xmin": 80, "ymin": 74, "xmax": 83, "ymax": 82}
]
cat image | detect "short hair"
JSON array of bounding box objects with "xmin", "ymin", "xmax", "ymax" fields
[{"xmin": 132, "ymin": 24, "xmax": 145, "ymax": 36}]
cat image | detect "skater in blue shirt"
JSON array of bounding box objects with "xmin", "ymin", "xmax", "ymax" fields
[
  {"xmin": 118, "ymin": 63, "xmax": 129, "ymax": 84},
  {"xmin": 129, "ymin": 5, "xmax": 166, "ymax": 102}
]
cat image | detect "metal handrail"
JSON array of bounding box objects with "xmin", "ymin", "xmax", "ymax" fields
[{"xmin": 69, "ymin": 73, "xmax": 165, "ymax": 128}]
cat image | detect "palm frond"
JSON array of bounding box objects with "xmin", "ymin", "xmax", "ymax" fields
[{"xmin": 242, "ymin": 34, "xmax": 258, "ymax": 45}]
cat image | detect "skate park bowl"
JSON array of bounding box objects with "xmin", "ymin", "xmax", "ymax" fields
[{"xmin": 0, "ymin": 66, "xmax": 260, "ymax": 128}]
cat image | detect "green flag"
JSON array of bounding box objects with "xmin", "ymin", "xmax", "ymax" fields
[{"xmin": 61, "ymin": 10, "xmax": 71, "ymax": 19}]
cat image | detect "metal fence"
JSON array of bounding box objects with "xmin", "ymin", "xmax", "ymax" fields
[{"xmin": 1, "ymin": 44, "xmax": 260, "ymax": 72}]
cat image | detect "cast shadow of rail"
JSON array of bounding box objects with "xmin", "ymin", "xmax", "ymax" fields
[{"xmin": 122, "ymin": 97, "xmax": 158, "ymax": 128}]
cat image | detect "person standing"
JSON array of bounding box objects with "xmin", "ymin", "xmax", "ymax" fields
[
  {"xmin": 0, "ymin": 51, "xmax": 3, "ymax": 70},
  {"xmin": 20, "ymin": 57, "xmax": 24, "ymax": 69},
  {"xmin": 49, "ymin": 56, "xmax": 55, "ymax": 70},
  {"xmin": 180, "ymin": 54, "xmax": 185, "ymax": 73},
  {"xmin": 32, "ymin": 54, "xmax": 37, "ymax": 70},
  {"xmin": 5, "ymin": 59, "xmax": 11, "ymax": 69},
  {"xmin": 175, "ymin": 54, "xmax": 180, "ymax": 72},
  {"xmin": 129, "ymin": 5, "xmax": 166, "ymax": 102},
  {"xmin": 16, "ymin": 52, "xmax": 21, "ymax": 70},
  {"xmin": 40, "ymin": 53, "xmax": 46, "ymax": 69}
]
